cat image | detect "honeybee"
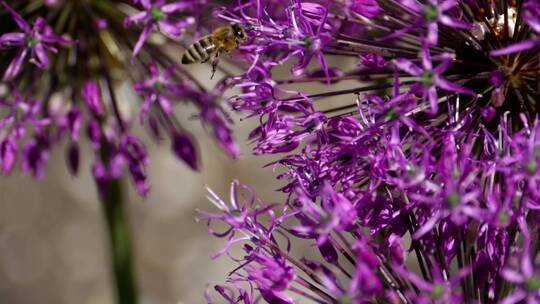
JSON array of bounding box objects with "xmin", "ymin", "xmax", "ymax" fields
[{"xmin": 181, "ymin": 23, "xmax": 248, "ymax": 78}]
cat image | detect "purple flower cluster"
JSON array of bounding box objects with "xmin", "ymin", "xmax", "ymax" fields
[
  {"xmin": 0, "ymin": 0, "xmax": 239, "ymax": 196},
  {"xmin": 202, "ymin": 0, "xmax": 540, "ymax": 303}
]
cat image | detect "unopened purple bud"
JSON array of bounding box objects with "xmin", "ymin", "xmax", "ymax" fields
[
  {"xmin": 95, "ymin": 18, "xmax": 108, "ymax": 30},
  {"xmin": 489, "ymin": 70, "xmax": 505, "ymax": 87},
  {"xmin": 318, "ymin": 239, "xmax": 338, "ymax": 264},
  {"xmin": 361, "ymin": 53, "xmax": 387, "ymax": 70},
  {"xmin": 171, "ymin": 132, "xmax": 198, "ymax": 170},
  {"xmin": 481, "ymin": 106, "xmax": 496, "ymax": 121},
  {"xmin": 67, "ymin": 108, "xmax": 81, "ymax": 142},
  {"xmin": 87, "ymin": 120, "xmax": 102, "ymax": 149},
  {"xmin": 0, "ymin": 137, "xmax": 17, "ymax": 175},
  {"xmin": 129, "ymin": 163, "xmax": 149, "ymax": 196},
  {"xmin": 148, "ymin": 116, "xmax": 162, "ymax": 141},
  {"xmin": 82, "ymin": 81, "xmax": 104, "ymax": 116},
  {"xmin": 109, "ymin": 154, "xmax": 125, "ymax": 179},
  {"xmin": 22, "ymin": 138, "xmax": 49, "ymax": 179},
  {"xmin": 66, "ymin": 143, "xmax": 80, "ymax": 176}
]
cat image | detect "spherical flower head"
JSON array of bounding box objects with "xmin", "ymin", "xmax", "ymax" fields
[{"xmin": 204, "ymin": 0, "xmax": 540, "ymax": 303}]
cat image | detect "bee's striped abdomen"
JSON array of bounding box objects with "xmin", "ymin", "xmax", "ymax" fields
[{"xmin": 181, "ymin": 36, "xmax": 216, "ymax": 64}]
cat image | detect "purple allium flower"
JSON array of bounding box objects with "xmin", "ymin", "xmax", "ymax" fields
[
  {"xmin": 0, "ymin": 1, "xmax": 70, "ymax": 80},
  {"xmin": 202, "ymin": 0, "xmax": 540, "ymax": 303},
  {"xmin": 394, "ymin": 45, "xmax": 475, "ymax": 114},
  {"xmin": 1, "ymin": 0, "xmax": 240, "ymax": 196}
]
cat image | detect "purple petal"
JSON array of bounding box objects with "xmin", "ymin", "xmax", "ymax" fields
[
  {"xmin": 318, "ymin": 239, "xmax": 338, "ymax": 264},
  {"xmin": 30, "ymin": 43, "xmax": 49, "ymax": 68},
  {"xmin": 501, "ymin": 268, "xmax": 525, "ymax": 283},
  {"xmin": 82, "ymin": 81, "xmax": 104, "ymax": 115},
  {"xmin": 260, "ymin": 290, "xmax": 295, "ymax": 304},
  {"xmin": 158, "ymin": 17, "xmax": 195, "ymax": 37},
  {"xmin": 41, "ymin": 33, "xmax": 72, "ymax": 45},
  {"xmin": 490, "ymin": 40, "xmax": 537, "ymax": 56},
  {"xmin": 161, "ymin": 2, "xmax": 192, "ymax": 13},
  {"xmin": 523, "ymin": 1, "xmax": 540, "ymax": 33},
  {"xmin": 3, "ymin": 47, "xmax": 28, "ymax": 80},
  {"xmin": 32, "ymin": 17, "xmax": 46, "ymax": 33},
  {"xmin": 437, "ymin": 78, "xmax": 476, "ymax": 96},
  {"xmin": 439, "ymin": 0, "xmax": 457, "ymax": 11},
  {"xmin": 413, "ymin": 211, "xmax": 441, "ymax": 239},
  {"xmin": 22, "ymin": 139, "xmax": 49, "ymax": 179},
  {"xmin": 432, "ymin": 53, "xmax": 454, "ymax": 74},
  {"xmin": 132, "ymin": 24, "xmax": 152, "ymax": 57},
  {"xmin": 394, "ymin": 58, "xmax": 422, "ymax": 76},
  {"xmin": 426, "ymin": 22, "xmax": 438, "ymax": 45},
  {"xmin": 140, "ymin": 0, "xmax": 152, "ymax": 9},
  {"xmin": 0, "ymin": 32, "xmax": 25, "ymax": 47},
  {"xmin": 439, "ymin": 15, "xmax": 471, "ymax": 29},
  {"xmin": 421, "ymin": 46, "xmax": 432, "ymax": 70},
  {"xmin": 158, "ymin": 95, "xmax": 172, "ymax": 113},
  {"xmin": 124, "ymin": 11, "xmax": 148, "ymax": 27},
  {"xmin": 400, "ymin": 0, "xmax": 423, "ymax": 12},
  {"xmin": 501, "ymin": 289, "xmax": 527, "ymax": 304},
  {"xmin": 426, "ymin": 85, "xmax": 438, "ymax": 113},
  {"xmin": 350, "ymin": 0, "xmax": 380, "ymax": 18},
  {"xmin": 2, "ymin": 1, "xmax": 30, "ymax": 32}
]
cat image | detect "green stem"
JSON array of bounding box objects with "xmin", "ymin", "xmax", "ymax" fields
[{"xmin": 102, "ymin": 179, "xmax": 139, "ymax": 304}]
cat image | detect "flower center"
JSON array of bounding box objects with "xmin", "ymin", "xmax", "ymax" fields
[
  {"xmin": 154, "ymin": 81, "xmax": 165, "ymax": 92},
  {"xmin": 303, "ymin": 36, "xmax": 313, "ymax": 49},
  {"xmin": 384, "ymin": 108, "xmax": 399, "ymax": 121},
  {"xmin": 424, "ymin": 6, "xmax": 438, "ymax": 21},
  {"xmin": 421, "ymin": 71, "xmax": 435, "ymax": 87},
  {"xmin": 526, "ymin": 160, "xmax": 537, "ymax": 174},
  {"xmin": 338, "ymin": 296, "xmax": 352, "ymax": 304},
  {"xmin": 526, "ymin": 276, "xmax": 540, "ymax": 291},
  {"xmin": 498, "ymin": 211, "xmax": 509, "ymax": 223},
  {"xmin": 446, "ymin": 193, "xmax": 460, "ymax": 207},
  {"xmin": 151, "ymin": 7, "xmax": 164, "ymax": 21},
  {"xmin": 431, "ymin": 284, "xmax": 445, "ymax": 300},
  {"xmin": 26, "ymin": 36, "xmax": 38, "ymax": 47}
]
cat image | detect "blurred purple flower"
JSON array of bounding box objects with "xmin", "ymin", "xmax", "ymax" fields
[
  {"xmin": 0, "ymin": 1, "xmax": 70, "ymax": 80},
  {"xmin": 171, "ymin": 132, "xmax": 198, "ymax": 170},
  {"xmin": 124, "ymin": 0, "xmax": 196, "ymax": 57},
  {"xmin": 0, "ymin": 0, "xmax": 241, "ymax": 197}
]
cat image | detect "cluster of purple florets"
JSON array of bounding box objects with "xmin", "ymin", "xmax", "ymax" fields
[{"xmin": 202, "ymin": 0, "xmax": 540, "ymax": 303}]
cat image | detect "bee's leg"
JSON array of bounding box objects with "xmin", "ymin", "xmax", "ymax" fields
[{"xmin": 210, "ymin": 52, "xmax": 220, "ymax": 79}]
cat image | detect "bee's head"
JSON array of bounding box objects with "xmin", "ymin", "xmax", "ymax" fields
[{"xmin": 232, "ymin": 23, "xmax": 247, "ymax": 41}]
